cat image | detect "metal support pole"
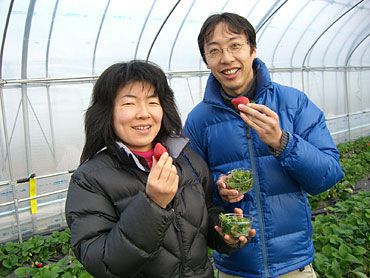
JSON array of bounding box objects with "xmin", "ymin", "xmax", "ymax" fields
[{"xmin": 12, "ymin": 186, "xmax": 23, "ymax": 242}]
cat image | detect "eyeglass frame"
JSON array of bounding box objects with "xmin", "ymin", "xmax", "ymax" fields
[{"xmin": 203, "ymin": 41, "xmax": 249, "ymax": 59}]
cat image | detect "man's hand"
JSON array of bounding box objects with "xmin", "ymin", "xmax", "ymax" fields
[
  {"xmin": 237, "ymin": 103, "xmax": 282, "ymax": 149},
  {"xmin": 217, "ymin": 174, "xmax": 244, "ymax": 203},
  {"xmin": 214, "ymin": 208, "xmax": 256, "ymax": 246}
]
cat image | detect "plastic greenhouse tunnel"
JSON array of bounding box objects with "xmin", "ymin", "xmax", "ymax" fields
[{"xmin": 0, "ymin": 0, "xmax": 369, "ymax": 277}]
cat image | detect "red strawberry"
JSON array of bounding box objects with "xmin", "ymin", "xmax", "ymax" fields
[
  {"xmin": 153, "ymin": 143, "xmax": 167, "ymax": 160},
  {"xmin": 231, "ymin": 96, "xmax": 250, "ymax": 110}
]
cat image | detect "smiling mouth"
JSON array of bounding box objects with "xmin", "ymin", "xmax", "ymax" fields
[
  {"xmin": 222, "ymin": 68, "xmax": 239, "ymax": 75},
  {"xmin": 133, "ymin": 125, "xmax": 151, "ymax": 130}
]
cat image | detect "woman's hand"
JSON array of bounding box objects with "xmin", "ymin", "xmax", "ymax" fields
[
  {"xmin": 146, "ymin": 152, "xmax": 179, "ymax": 208},
  {"xmin": 215, "ymin": 208, "xmax": 256, "ymax": 246}
]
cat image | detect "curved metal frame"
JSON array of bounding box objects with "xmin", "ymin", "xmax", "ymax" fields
[
  {"xmin": 289, "ymin": 1, "xmax": 331, "ymax": 68},
  {"xmin": 271, "ymin": 0, "xmax": 311, "ymax": 68},
  {"xmin": 343, "ymin": 33, "xmax": 370, "ymax": 140},
  {"xmin": 0, "ymin": 0, "xmax": 14, "ymax": 78},
  {"xmin": 0, "ymin": 0, "xmax": 15, "ymax": 180},
  {"xmin": 45, "ymin": 0, "xmax": 59, "ymax": 78},
  {"xmin": 134, "ymin": 0, "xmax": 157, "ymax": 59},
  {"xmin": 359, "ymin": 38, "xmax": 370, "ymax": 65},
  {"xmin": 302, "ymin": 0, "xmax": 364, "ymax": 68},
  {"xmin": 256, "ymin": 0, "xmax": 288, "ymax": 35},
  {"xmin": 168, "ymin": 0, "xmax": 196, "ymax": 71},
  {"xmin": 92, "ymin": 0, "xmax": 111, "ymax": 76},
  {"xmin": 301, "ymin": 1, "xmax": 361, "ymax": 100},
  {"xmin": 255, "ymin": 0, "xmax": 288, "ymax": 51},
  {"xmin": 21, "ymin": 0, "xmax": 36, "ymax": 175},
  {"xmin": 45, "ymin": 0, "xmax": 59, "ymax": 169},
  {"xmin": 319, "ymin": 7, "xmax": 364, "ymax": 117},
  {"xmin": 146, "ymin": 0, "xmax": 182, "ymax": 61},
  {"xmin": 337, "ymin": 22, "xmax": 370, "ymax": 66}
]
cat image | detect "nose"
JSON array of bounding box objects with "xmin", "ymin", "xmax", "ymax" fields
[
  {"xmin": 136, "ymin": 103, "xmax": 150, "ymax": 119},
  {"xmin": 220, "ymin": 48, "xmax": 235, "ymax": 63}
]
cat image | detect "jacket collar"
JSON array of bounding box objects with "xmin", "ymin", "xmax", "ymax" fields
[
  {"xmin": 116, "ymin": 141, "xmax": 147, "ymax": 171},
  {"xmin": 111, "ymin": 136, "xmax": 190, "ymax": 171}
]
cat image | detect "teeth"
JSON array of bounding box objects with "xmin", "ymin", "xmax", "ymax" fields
[
  {"xmin": 224, "ymin": 69, "xmax": 238, "ymax": 74},
  {"xmin": 134, "ymin": 125, "xmax": 150, "ymax": 130}
]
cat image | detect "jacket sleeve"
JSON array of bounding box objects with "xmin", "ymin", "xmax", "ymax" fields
[
  {"xmin": 65, "ymin": 171, "xmax": 174, "ymax": 277},
  {"xmin": 278, "ymin": 94, "xmax": 344, "ymax": 195}
]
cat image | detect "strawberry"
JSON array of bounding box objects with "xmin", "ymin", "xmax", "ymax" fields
[
  {"xmin": 153, "ymin": 143, "xmax": 167, "ymax": 160},
  {"xmin": 231, "ymin": 96, "xmax": 250, "ymax": 110}
]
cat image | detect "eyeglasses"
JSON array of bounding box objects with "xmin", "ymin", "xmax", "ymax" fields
[{"xmin": 204, "ymin": 42, "xmax": 249, "ymax": 59}]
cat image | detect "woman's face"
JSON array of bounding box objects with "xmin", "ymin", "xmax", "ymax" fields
[{"xmin": 113, "ymin": 81, "xmax": 163, "ymax": 151}]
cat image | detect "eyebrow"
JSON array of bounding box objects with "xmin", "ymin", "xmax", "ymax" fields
[
  {"xmin": 206, "ymin": 35, "xmax": 244, "ymax": 46},
  {"xmin": 120, "ymin": 92, "xmax": 158, "ymax": 99},
  {"xmin": 121, "ymin": 94, "xmax": 136, "ymax": 98}
]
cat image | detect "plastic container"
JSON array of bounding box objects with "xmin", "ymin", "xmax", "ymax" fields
[{"xmin": 219, "ymin": 213, "xmax": 253, "ymax": 238}]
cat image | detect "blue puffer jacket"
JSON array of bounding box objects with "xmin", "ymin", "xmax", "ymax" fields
[{"xmin": 183, "ymin": 58, "xmax": 344, "ymax": 277}]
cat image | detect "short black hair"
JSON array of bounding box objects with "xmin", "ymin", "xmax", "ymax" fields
[
  {"xmin": 198, "ymin": 12, "xmax": 256, "ymax": 64},
  {"xmin": 80, "ymin": 60, "xmax": 182, "ymax": 163}
]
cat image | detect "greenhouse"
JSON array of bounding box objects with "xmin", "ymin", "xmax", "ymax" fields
[{"xmin": 0, "ymin": 0, "xmax": 369, "ymax": 277}]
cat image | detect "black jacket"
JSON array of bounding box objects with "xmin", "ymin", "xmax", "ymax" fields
[{"xmin": 65, "ymin": 137, "xmax": 233, "ymax": 277}]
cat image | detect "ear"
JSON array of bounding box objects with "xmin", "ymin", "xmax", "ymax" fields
[{"xmin": 251, "ymin": 47, "xmax": 257, "ymax": 59}]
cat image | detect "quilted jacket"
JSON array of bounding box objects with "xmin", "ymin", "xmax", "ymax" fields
[
  {"xmin": 65, "ymin": 137, "xmax": 233, "ymax": 277},
  {"xmin": 183, "ymin": 58, "xmax": 344, "ymax": 277}
]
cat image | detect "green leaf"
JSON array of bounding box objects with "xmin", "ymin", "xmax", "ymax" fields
[
  {"xmin": 344, "ymin": 253, "xmax": 362, "ymax": 264},
  {"xmin": 79, "ymin": 271, "xmax": 93, "ymax": 278},
  {"xmin": 338, "ymin": 244, "xmax": 350, "ymax": 258},
  {"xmin": 352, "ymin": 246, "xmax": 367, "ymax": 256},
  {"xmin": 328, "ymin": 235, "xmax": 341, "ymax": 245},
  {"xmin": 322, "ymin": 245, "xmax": 334, "ymax": 257},
  {"xmin": 2, "ymin": 259, "xmax": 12, "ymax": 269},
  {"xmin": 350, "ymin": 271, "xmax": 368, "ymax": 278},
  {"xmin": 329, "ymin": 259, "xmax": 342, "ymax": 276}
]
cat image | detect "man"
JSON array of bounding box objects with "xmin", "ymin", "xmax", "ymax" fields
[{"xmin": 183, "ymin": 13, "xmax": 344, "ymax": 277}]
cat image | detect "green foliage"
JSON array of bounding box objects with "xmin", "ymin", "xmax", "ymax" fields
[
  {"xmin": 14, "ymin": 255, "xmax": 92, "ymax": 278},
  {"xmin": 309, "ymin": 136, "xmax": 370, "ymax": 210},
  {"xmin": 0, "ymin": 229, "xmax": 71, "ymax": 277},
  {"xmin": 226, "ymin": 169, "xmax": 254, "ymax": 193},
  {"xmin": 312, "ymin": 191, "xmax": 369, "ymax": 277},
  {"xmin": 219, "ymin": 213, "xmax": 252, "ymax": 238}
]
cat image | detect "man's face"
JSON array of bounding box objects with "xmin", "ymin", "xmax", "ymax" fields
[{"xmin": 204, "ymin": 22, "xmax": 256, "ymax": 96}]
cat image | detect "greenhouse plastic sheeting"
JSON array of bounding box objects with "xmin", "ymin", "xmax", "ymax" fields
[{"xmin": 0, "ymin": 0, "xmax": 369, "ymax": 242}]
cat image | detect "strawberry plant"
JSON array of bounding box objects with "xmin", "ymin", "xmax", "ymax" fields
[
  {"xmin": 14, "ymin": 255, "xmax": 92, "ymax": 278},
  {"xmin": 0, "ymin": 229, "xmax": 71, "ymax": 277},
  {"xmin": 312, "ymin": 191, "xmax": 369, "ymax": 277},
  {"xmin": 309, "ymin": 136, "xmax": 369, "ymax": 211}
]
